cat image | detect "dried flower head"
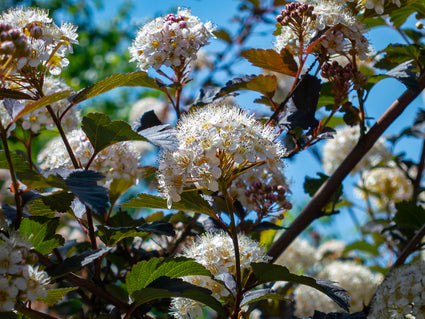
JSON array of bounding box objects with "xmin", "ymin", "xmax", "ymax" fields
[
  {"xmin": 0, "ymin": 7, "xmax": 78, "ymax": 77},
  {"xmin": 37, "ymin": 129, "xmax": 140, "ymax": 185},
  {"xmin": 129, "ymin": 7, "xmax": 214, "ymax": 71},
  {"xmin": 157, "ymin": 103, "xmax": 285, "ymax": 208}
]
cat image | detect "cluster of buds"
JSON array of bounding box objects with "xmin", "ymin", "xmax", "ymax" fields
[
  {"xmin": 321, "ymin": 61, "xmax": 367, "ymax": 105},
  {"xmin": 0, "ymin": 7, "xmax": 78, "ymax": 80},
  {"xmin": 244, "ymin": 180, "xmax": 292, "ymax": 217},
  {"xmin": 276, "ymin": 3, "xmax": 316, "ymax": 38},
  {"xmin": 0, "ymin": 23, "xmax": 31, "ymax": 60}
]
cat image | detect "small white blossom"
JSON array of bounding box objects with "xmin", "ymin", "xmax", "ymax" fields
[
  {"xmin": 322, "ymin": 125, "xmax": 390, "ymax": 174},
  {"xmin": 275, "ymin": 237, "xmax": 317, "ymax": 272},
  {"xmin": 357, "ymin": 163, "xmax": 413, "ymax": 211},
  {"xmin": 363, "ymin": 0, "xmax": 401, "ymax": 15},
  {"xmin": 129, "ymin": 8, "xmax": 215, "ymax": 71},
  {"xmin": 158, "ymin": 103, "xmax": 285, "ymax": 208},
  {"xmin": 368, "ymin": 258, "xmax": 425, "ymax": 319},
  {"xmin": 21, "ymin": 266, "xmax": 50, "ymax": 301},
  {"xmin": 316, "ymin": 239, "xmax": 346, "ymax": 262},
  {"xmin": 0, "ymin": 7, "xmax": 78, "ymax": 75},
  {"xmin": 170, "ymin": 232, "xmax": 269, "ymax": 318},
  {"xmin": 294, "ymin": 261, "xmax": 383, "ymax": 316},
  {"xmin": 37, "ymin": 129, "xmax": 141, "ymax": 186}
]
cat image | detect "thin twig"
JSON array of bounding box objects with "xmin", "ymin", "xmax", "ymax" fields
[{"xmin": 267, "ymin": 74, "xmax": 425, "ymax": 262}]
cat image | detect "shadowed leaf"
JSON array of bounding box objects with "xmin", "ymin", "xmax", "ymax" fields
[
  {"xmin": 216, "ymin": 75, "xmax": 277, "ymax": 99},
  {"xmin": 251, "ymin": 263, "xmax": 350, "ymax": 312},
  {"xmin": 82, "ymin": 112, "xmax": 146, "ymax": 153}
]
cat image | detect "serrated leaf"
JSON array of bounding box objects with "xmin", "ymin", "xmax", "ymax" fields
[
  {"xmin": 11, "ymin": 91, "xmax": 73, "ymax": 122},
  {"xmin": 64, "ymin": 170, "xmax": 109, "ymax": 215},
  {"xmin": 386, "ymin": 60, "xmax": 419, "ymax": 92},
  {"xmin": 0, "ymin": 150, "xmax": 31, "ymax": 173},
  {"xmin": 28, "ymin": 199, "xmax": 56, "ymax": 217},
  {"xmin": 82, "ymin": 112, "xmax": 146, "ymax": 154},
  {"xmin": 216, "ymin": 75, "xmax": 277, "ymax": 99},
  {"xmin": 46, "ymin": 248, "xmax": 111, "ymax": 278},
  {"xmin": 240, "ymin": 288, "xmax": 288, "ymax": 306},
  {"xmin": 126, "ymin": 257, "xmax": 211, "ymax": 295},
  {"xmin": 344, "ymin": 240, "xmax": 379, "ymax": 255},
  {"xmin": 19, "ymin": 216, "xmax": 64, "ymax": 255},
  {"xmin": 251, "ymin": 263, "xmax": 350, "ymax": 312},
  {"xmin": 132, "ymin": 285, "xmax": 226, "ymax": 318},
  {"xmin": 0, "ymin": 89, "xmax": 34, "ymax": 100},
  {"xmin": 278, "ymin": 75, "xmax": 321, "ymax": 130},
  {"xmin": 109, "ymin": 178, "xmax": 135, "ymax": 208},
  {"xmin": 375, "ymin": 44, "xmax": 422, "ymax": 71},
  {"xmin": 122, "ymin": 191, "xmax": 216, "ymax": 216},
  {"xmin": 137, "ymin": 124, "xmax": 178, "ymax": 152},
  {"xmin": 213, "ymin": 29, "xmax": 232, "ymax": 44},
  {"xmin": 241, "ymin": 49, "xmax": 298, "ymax": 76},
  {"xmin": 37, "ymin": 287, "xmax": 78, "ymax": 306},
  {"xmin": 70, "ymin": 71, "xmax": 162, "ymax": 105},
  {"xmin": 41, "ymin": 191, "xmax": 74, "ymax": 213},
  {"xmin": 393, "ymin": 201, "xmax": 425, "ymax": 239},
  {"xmin": 252, "ymin": 222, "xmax": 284, "ymax": 231},
  {"xmin": 390, "ymin": 0, "xmax": 425, "ymax": 27},
  {"xmin": 97, "ymin": 221, "xmax": 175, "ymax": 245}
]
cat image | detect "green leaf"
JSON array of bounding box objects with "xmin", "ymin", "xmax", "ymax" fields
[
  {"xmin": 97, "ymin": 221, "xmax": 174, "ymax": 245},
  {"xmin": 343, "ymin": 240, "xmax": 379, "ymax": 255},
  {"xmin": 70, "ymin": 71, "xmax": 162, "ymax": 105},
  {"xmin": 390, "ymin": 0, "xmax": 425, "ymax": 27},
  {"xmin": 240, "ymin": 288, "xmax": 289, "ymax": 306},
  {"xmin": 109, "ymin": 178, "xmax": 135, "ymax": 207},
  {"xmin": 393, "ymin": 201, "xmax": 425, "ymax": 239},
  {"xmin": 241, "ymin": 48, "xmax": 298, "ymax": 76},
  {"xmin": 216, "ymin": 75, "xmax": 277, "ymax": 99},
  {"xmin": 213, "ymin": 29, "xmax": 232, "ymax": 44},
  {"xmin": 19, "ymin": 216, "xmax": 64, "ymax": 255},
  {"xmin": 122, "ymin": 191, "xmax": 216, "ymax": 216},
  {"xmin": 132, "ymin": 285, "xmax": 226, "ymax": 318},
  {"xmin": 82, "ymin": 112, "xmax": 146, "ymax": 154},
  {"xmin": 304, "ymin": 173, "xmax": 342, "ymax": 213},
  {"xmin": 37, "ymin": 287, "xmax": 78, "ymax": 306},
  {"xmin": 11, "ymin": 91, "xmax": 73, "ymax": 122},
  {"xmin": 125, "ymin": 257, "xmax": 211, "ymax": 296},
  {"xmin": 375, "ymin": 44, "xmax": 422, "ymax": 71},
  {"xmin": 0, "ymin": 151, "xmax": 31, "ymax": 173},
  {"xmin": 251, "ymin": 263, "xmax": 350, "ymax": 312},
  {"xmin": 41, "ymin": 191, "xmax": 74, "ymax": 213},
  {"xmin": 28, "ymin": 199, "xmax": 57, "ymax": 217},
  {"xmin": 46, "ymin": 247, "xmax": 112, "ymax": 278}
]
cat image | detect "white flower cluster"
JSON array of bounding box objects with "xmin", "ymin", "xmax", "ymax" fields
[
  {"xmin": 322, "ymin": 125, "xmax": 390, "ymax": 174},
  {"xmin": 0, "ymin": 232, "xmax": 50, "ymax": 311},
  {"xmin": 358, "ymin": 164, "xmax": 413, "ymax": 210},
  {"xmin": 275, "ymin": 238, "xmax": 317, "ymax": 272},
  {"xmin": 368, "ymin": 258, "xmax": 425, "ymax": 319},
  {"xmin": 129, "ymin": 8, "xmax": 215, "ymax": 71},
  {"xmin": 315, "ymin": 239, "xmax": 347, "ymax": 262},
  {"xmin": 0, "ymin": 7, "xmax": 78, "ymax": 75},
  {"xmin": 157, "ymin": 103, "xmax": 285, "ymax": 208},
  {"xmin": 170, "ymin": 231, "xmax": 270, "ymax": 318},
  {"xmin": 1, "ymin": 77, "xmax": 80, "ymax": 132},
  {"xmin": 275, "ymin": 0, "xmax": 370, "ymax": 60},
  {"xmin": 363, "ymin": 0, "xmax": 401, "ymax": 15},
  {"xmin": 37, "ymin": 129, "xmax": 140, "ymax": 185},
  {"xmin": 294, "ymin": 261, "xmax": 383, "ymax": 316}
]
